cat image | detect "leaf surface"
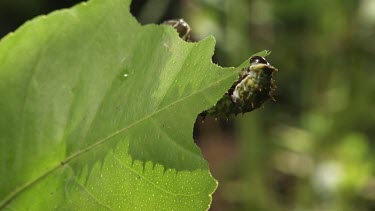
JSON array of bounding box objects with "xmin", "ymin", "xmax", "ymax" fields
[{"xmin": 0, "ymin": 0, "xmax": 266, "ymax": 210}]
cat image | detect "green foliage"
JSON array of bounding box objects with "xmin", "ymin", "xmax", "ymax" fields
[{"xmin": 0, "ymin": 0, "xmax": 263, "ymax": 209}]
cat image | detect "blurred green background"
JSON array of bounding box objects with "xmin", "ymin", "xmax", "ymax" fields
[{"xmin": 1, "ymin": 0, "xmax": 374, "ymax": 210}]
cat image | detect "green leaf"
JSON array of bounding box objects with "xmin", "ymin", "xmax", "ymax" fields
[{"xmin": 0, "ymin": 0, "xmax": 262, "ymax": 210}]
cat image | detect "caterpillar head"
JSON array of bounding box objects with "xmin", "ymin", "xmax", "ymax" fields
[
  {"xmin": 249, "ymin": 56, "xmax": 277, "ymax": 75},
  {"xmin": 162, "ymin": 19, "xmax": 191, "ymax": 42}
]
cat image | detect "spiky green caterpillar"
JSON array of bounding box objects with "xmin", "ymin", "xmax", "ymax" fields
[{"xmin": 201, "ymin": 56, "xmax": 278, "ymax": 119}]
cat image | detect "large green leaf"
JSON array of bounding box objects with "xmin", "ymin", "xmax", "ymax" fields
[{"xmin": 0, "ymin": 0, "xmax": 265, "ymax": 210}]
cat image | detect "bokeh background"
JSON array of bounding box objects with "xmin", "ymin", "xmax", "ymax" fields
[{"xmin": 1, "ymin": 0, "xmax": 375, "ymax": 210}]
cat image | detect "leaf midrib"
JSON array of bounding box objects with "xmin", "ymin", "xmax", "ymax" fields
[{"xmin": 0, "ymin": 69, "xmax": 236, "ymax": 209}]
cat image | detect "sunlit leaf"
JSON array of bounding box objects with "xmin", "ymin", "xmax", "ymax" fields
[{"xmin": 0, "ymin": 0, "xmax": 264, "ymax": 210}]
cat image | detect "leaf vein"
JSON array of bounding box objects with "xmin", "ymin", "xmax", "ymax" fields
[
  {"xmin": 0, "ymin": 70, "xmax": 236, "ymax": 208},
  {"xmin": 112, "ymin": 154, "xmax": 201, "ymax": 197},
  {"xmin": 67, "ymin": 165, "xmax": 114, "ymax": 211}
]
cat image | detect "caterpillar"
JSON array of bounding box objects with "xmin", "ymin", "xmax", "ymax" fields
[
  {"xmin": 162, "ymin": 19, "xmax": 191, "ymax": 42},
  {"xmin": 163, "ymin": 19, "xmax": 278, "ymax": 119},
  {"xmin": 201, "ymin": 56, "xmax": 278, "ymax": 120}
]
